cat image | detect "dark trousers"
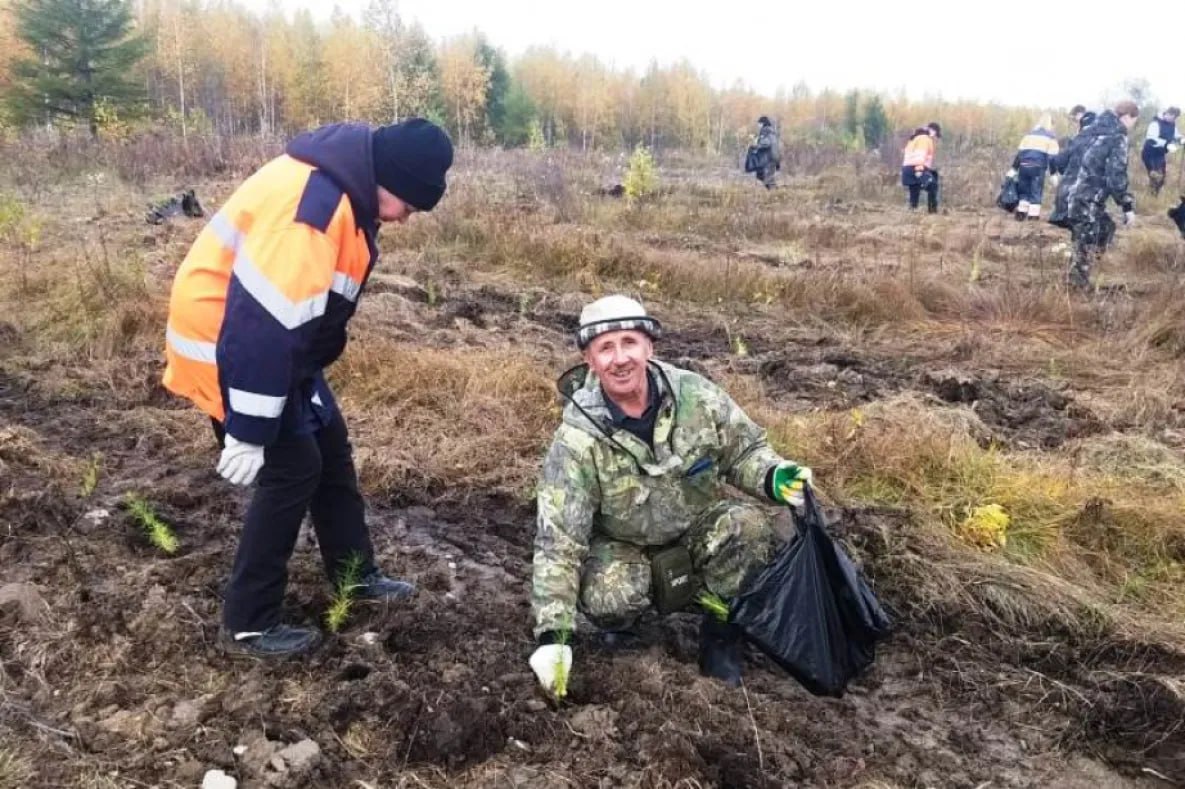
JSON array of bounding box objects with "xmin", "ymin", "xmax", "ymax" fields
[
  {"xmin": 903, "ymin": 168, "xmax": 939, "ymax": 212},
  {"xmin": 1143, "ymin": 148, "xmax": 1167, "ymax": 195},
  {"xmin": 213, "ymin": 412, "xmax": 375, "ymax": 632},
  {"xmin": 1016, "ymin": 164, "xmax": 1046, "ymax": 206},
  {"xmin": 755, "ymin": 164, "xmax": 778, "ymax": 189}
]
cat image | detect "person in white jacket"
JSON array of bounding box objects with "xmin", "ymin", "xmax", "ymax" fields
[{"xmin": 1141, "ymin": 107, "xmax": 1182, "ymax": 196}]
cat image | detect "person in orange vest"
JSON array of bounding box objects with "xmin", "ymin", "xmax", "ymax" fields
[
  {"xmin": 901, "ymin": 122, "xmax": 941, "ymax": 213},
  {"xmin": 163, "ymin": 119, "xmax": 454, "ymax": 658}
]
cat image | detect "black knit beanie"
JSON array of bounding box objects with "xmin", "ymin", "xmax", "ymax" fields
[{"xmin": 371, "ymin": 118, "xmax": 454, "ymax": 212}]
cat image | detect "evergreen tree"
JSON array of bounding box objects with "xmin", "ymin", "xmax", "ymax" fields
[
  {"xmin": 8, "ymin": 0, "xmax": 148, "ymax": 136},
  {"xmin": 497, "ymin": 80, "xmax": 537, "ymax": 147},
  {"xmin": 843, "ymin": 90, "xmax": 860, "ymax": 140},
  {"xmin": 862, "ymin": 95, "xmax": 889, "ymax": 150},
  {"xmin": 398, "ymin": 23, "xmax": 444, "ymax": 123},
  {"xmin": 475, "ymin": 36, "xmax": 509, "ymax": 143}
]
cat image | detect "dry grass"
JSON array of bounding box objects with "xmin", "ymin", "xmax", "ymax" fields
[
  {"xmin": 330, "ymin": 339, "xmax": 556, "ymax": 504},
  {"xmin": 0, "ymin": 748, "xmax": 35, "ymax": 789},
  {"xmin": 1127, "ymin": 286, "xmax": 1185, "ymax": 359},
  {"xmin": 388, "ymin": 151, "xmax": 1142, "ymax": 353},
  {"xmin": 1121, "ymin": 227, "xmax": 1185, "ymax": 274},
  {"xmin": 0, "ymin": 425, "xmax": 82, "ymax": 484},
  {"xmin": 745, "ymin": 390, "xmax": 1185, "ymax": 617}
]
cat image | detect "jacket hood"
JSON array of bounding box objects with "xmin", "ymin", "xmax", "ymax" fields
[
  {"xmin": 556, "ymin": 360, "xmax": 676, "ymax": 437},
  {"xmin": 1081, "ymin": 110, "xmax": 1125, "ymax": 141},
  {"xmin": 286, "ymin": 123, "xmax": 379, "ymax": 226}
]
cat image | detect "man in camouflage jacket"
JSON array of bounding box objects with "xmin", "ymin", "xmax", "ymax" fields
[
  {"xmin": 1048, "ymin": 101, "xmax": 1139, "ymax": 289},
  {"xmin": 529, "ymin": 295, "xmax": 811, "ymax": 692}
]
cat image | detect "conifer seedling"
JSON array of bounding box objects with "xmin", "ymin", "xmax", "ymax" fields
[
  {"xmin": 124, "ymin": 493, "xmax": 179, "ymax": 554},
  {"xmin": 325, "ymin": 553, "xmax": 365, "ymax": 633}
]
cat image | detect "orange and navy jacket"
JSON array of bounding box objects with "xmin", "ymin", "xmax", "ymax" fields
[
  {"xmin": 902, "ymin": 132, "xmax": 935, "ymax": 170},
  {"xmin": 163, "ymin": 123, "xmax": 380, "ymax": 446}
]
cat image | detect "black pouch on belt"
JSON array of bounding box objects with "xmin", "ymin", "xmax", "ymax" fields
[{"xmin": 650, "ymin": 545, "xmax": 698, "ymax": 614}]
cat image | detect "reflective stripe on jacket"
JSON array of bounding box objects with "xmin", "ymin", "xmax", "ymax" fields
[
  {"xmin": 163, "ymin": 151, "xmax": 376, "ymax": 445},
  {"xmin": 1016, "ymin": 127, "xmax": 1059, "ymax": 170}
]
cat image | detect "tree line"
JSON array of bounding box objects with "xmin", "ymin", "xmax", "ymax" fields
[{"xmin": 0, "ymin": 0, "xmax": 1055, "ymax": 151}]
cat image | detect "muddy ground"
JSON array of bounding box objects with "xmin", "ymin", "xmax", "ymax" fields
[{"xmin": 3, "ymin": 163, "xmax": 1185, "ymax": 788}]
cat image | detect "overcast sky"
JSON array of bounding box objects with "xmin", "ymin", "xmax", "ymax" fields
[{"xmin": 277, "ymin": 0, "xmax": 1176, "ymax": 110}]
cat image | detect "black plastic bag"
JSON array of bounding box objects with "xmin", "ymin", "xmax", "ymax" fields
[
  {"xmin": 146, "ymin": 189, "xmax": 205, "ymax": 224},
  {"xmin": 996, "ymin": 174, "xmax": 1019, "ymax": 212},
  {"xmin": 1168, "ymin": 197, "xmax": 1185, "ymax": 239},
  {"xmin": 745, "ymin": 145, "xmax": 770, "ymax": 174},
  {"xmin": 730, "ymin": 485, "xmax": 891, "ymax": 697}
]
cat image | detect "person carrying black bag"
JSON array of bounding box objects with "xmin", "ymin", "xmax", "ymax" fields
[
  {"xmin": 528, "ymin": 295, "xmax": 813, "ymax": 695},
  {"xmin": 745, "ymin": 116, "xmax": 781, "ymax": 189}
]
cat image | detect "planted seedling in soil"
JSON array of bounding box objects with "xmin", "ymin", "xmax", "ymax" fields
[
  {"xmin": 124, "ymin": 493, "xmax": 178, "ymax": 554},
  {"xmin": 551, "ymin": 625, "xmax": 572, "ymax": 702},
  {"xmin": 80, "ymin": 453, "xmax": 101, "ymax": 498},
  {"xmin": 325, "ymin": 552, "xmax": 365, "ymax": 633}
]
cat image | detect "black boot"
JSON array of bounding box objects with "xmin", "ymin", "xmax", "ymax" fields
[
  {"xmin": 698, "ymin": 615, "xmax": 743, "ymax": 687},
  {"xmin": 354, "ymin": 570, "xmax": 416, "ymax": 601},
  {"xmin": 220, "ymin": 624, "xmax": 322, "ymax": 659}
]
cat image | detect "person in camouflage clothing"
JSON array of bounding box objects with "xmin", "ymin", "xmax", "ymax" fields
[
  {"xmin": 748, "ymin": 116, "xmax": 781, "ymax": 189},
  {"xmin": 1048, "ymin": 100, "xmax": 1139, "ymax": 289},
  {"xmin": 528, "ymin": 295, "xmax": 812, "ymax": 692}
]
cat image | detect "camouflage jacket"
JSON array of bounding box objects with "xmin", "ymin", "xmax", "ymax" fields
[
  {"xmin": 531, "ymin": 359, "xmax": 786, "ymax": 636},
  {"xmin": 755, "ymin": 125, "xmax": 781, "ymax": 165},
  {"xmin": 1051, "ymin": 111, "xmax": 1133, "ymax": 222}
]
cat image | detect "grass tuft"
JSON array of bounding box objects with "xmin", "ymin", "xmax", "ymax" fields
[{"xmin": 0, "ymin": 747, "xmax": 34, "ymax": 789}]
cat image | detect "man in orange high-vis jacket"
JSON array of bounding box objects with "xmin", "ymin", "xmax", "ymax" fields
[
  {"xmin": 164, "ymin": 118, "xmax": 453, "ymax": 658},
  {"xmin": 901, "ymin": 121, "xmax": 941, "ymax": 213}
]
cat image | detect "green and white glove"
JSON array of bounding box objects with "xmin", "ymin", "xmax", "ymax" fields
[{"xmin": 769, "ymin": 462, "xmax": 812, "ymax": 507}]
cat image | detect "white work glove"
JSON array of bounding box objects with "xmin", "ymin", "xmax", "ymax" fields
[
  {"xmin": 1049, "ymin": 174, "xmax": 1060, "ymax": 188},
  {"xmin": 528, "ymin": 644, "xmax": 573, "ymax": 696},
  {"xmin": 1124, "ymin": 211, "xmax": 1135, "ymax": 227},
  {"xmin": 1168, "ymin": 142, "xmax": 1180, "ymax": 154},
  {"xmin": 1005, "ymin": 169, "xmax": 1018, "ymax": 178},
  {"xmin": 217, "ymin": 435, "xmax": 266, "ymax": 486}
]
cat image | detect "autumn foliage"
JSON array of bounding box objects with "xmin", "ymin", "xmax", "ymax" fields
[{"xmin": 0, "ymin": 0, "xmax": 1048, "ymax": 149}]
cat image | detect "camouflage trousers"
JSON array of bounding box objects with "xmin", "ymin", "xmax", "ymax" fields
[
  {"xmin": 1067, "ymin": 203, "xmax": 1116, "ymax": 288},
  {"xmin": 578, "ymin": 500, "xmax": 780, "ymax": 629},
  {"xmin": 756, "ymin": 166, "xmax": 778, "ymax": 189}
]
